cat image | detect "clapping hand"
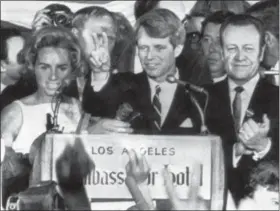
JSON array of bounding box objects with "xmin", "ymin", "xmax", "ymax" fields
[
  {"xmin": 162, "ymin": 162, "xmax": 209, "ymax": 210},
  {"xmin": 238, "ymin": 114, "xmax": 270, "ymax": 153}
]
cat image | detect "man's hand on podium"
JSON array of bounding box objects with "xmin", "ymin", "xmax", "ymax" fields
[{"xmin": 87, "ymin": 118, "xmax": 133, "ymax": 134}]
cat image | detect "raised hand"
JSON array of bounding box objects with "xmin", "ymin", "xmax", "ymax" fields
[
  {"xmin": 125, "ymin": 150, "xmax": 155, "ymax": 210},
  {"xmin": 125, "ymin": 149, "xmax": 150, "ymax": 184},
  {"xmin": 162, "ymin": 162, "xmax": 209, "ymax": 210},
  {"xmin": 32, "ymin": 8, "xmax": 52, "ymax": 31},
  {"xmin": 238, "ymin": 114, "xmax": 271, "ymax": 153},
  {"xmin": 89, "ymin": 32, "xmax": 111, "ymax": 74},
  {"xmin": 56, "ymin": 138, "xmax": 94, "ymax": 210}
]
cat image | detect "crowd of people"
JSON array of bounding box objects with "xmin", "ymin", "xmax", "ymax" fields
[{"xmin": 0, "ymin": 0, "xmax": 279, "ymax": 210}]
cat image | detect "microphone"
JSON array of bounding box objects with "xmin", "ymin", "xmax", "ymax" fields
[
  {"xmin": 166, "ymin": 75, "xmax": 208, "ymax": 94},
  {"xmin": 166, "ymin": 74, "xmax": 209, "ymax": 134}
]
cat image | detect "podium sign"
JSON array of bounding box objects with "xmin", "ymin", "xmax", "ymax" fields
[{"xmin": 40, "ymin": 134, "xmax": 225, "ymax": 209}]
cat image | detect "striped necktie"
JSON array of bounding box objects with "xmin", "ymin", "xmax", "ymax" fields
[
  {"xmin": 232, "ymin": 86, "xmax": 244, "ymax": 132},
  {"xmin": 152, "ymin": 85, "xmax": 161, "ymax": 132}
]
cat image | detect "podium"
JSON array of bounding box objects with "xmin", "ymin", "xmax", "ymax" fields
[{"xmin": 36, "ymin": 134, "xmax": 225, "ymax": 210}]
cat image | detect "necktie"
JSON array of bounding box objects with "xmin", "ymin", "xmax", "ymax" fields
[
  {"xmin": 152, "ymin": 85, "xmax": 161, "ymax": 132},
  {"xmin": 232, "ymin": 86, "xmax": 244, "ymax": 132}
]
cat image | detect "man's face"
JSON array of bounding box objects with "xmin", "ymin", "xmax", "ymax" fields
[
  {"xmin": 222, "ymin": 24, "xmax": 264, "ymax": 83},
  {"xmin": 137, "ymin": 27, "xmax": 178, "ymax": 82},
  {"xmin": 1, "ymin": 36, "xmax": 25, "ymax": 80},
  {"xmin": 76, "ymin": 16, "xmax": 117, "ymax": 59},
  {"xmin": 201, "ymin": 22, "xmax": 225, "ymax": 78},
  {"xmin": 35, "ymin": 47, "xmax": 71, "ymax": 97}
]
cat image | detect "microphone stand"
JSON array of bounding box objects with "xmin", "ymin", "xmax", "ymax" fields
[
  {"xmin": 46, "ymin": 87, "xmax": 64, "ymax": 133},
  {"xmin": 186, "ymin": 89, "xmax": 209, "ymax": 135}
]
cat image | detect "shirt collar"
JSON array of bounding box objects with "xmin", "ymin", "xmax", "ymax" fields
[
  {"xmin": 213, "ymin": 74, "xmax": 227, "ymax": 83},
  {"xmin": 228, "ymin": 73, "xmax": 260, "ymax": 94},
  {"xmin": 273, "ymin": 61, "xmax": 279, "ymax": 70},
  {"xmin": 147, "ymin": 69, "xmax": 179, "ymax": 88}
]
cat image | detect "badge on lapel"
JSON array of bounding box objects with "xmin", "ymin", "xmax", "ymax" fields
[{"xmin": 179, "ymin": 118, "xmax": 193, "ymax": 128}]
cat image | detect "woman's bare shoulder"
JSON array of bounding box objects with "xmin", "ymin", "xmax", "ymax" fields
[
  {"xmin": 1, "ymin": 101, "xmax": 23, "ymax": 143},
  {"xmin": 1, "ymin": 101, "xmax": 22, "ymax": 121}
]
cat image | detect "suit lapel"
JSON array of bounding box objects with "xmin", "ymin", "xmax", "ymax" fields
[
  {"xmin": 244, "ymin": 79, "xmax": 266, "ymax": 123},
  {"xmin": 133, "ymin": 72, "xmax": 154, "ymax": 120},
  {"xmin": 162, "ymin": 84, "xmax": 187, "ymax": 129}
]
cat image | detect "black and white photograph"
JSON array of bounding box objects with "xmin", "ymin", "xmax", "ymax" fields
[{"xmin": 0, "ymin": 0, "xmax": 279, "ymax": 210}]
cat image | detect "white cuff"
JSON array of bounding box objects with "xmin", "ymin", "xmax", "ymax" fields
[
  {"xmin": 232, "ymin": 144, "xmax": 242, "ymax": 168},
  {"xmin": 252, "ymin": 138, "xmax": 272, "ymax": 161},
  {"xmin": 90, "ymin": 71, "xmax": 109, "ymax": 91}
]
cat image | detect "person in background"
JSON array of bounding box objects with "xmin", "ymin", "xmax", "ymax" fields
[
  {"xmin": 31, "ymin": 3, "xmax": 73, "ymax": 32},
  {"xmin": 111, "ymin": 12, "xmax": 136, "ymax": 73},
  {"xmin": 134, "ymin": 0, "xmax": 186, "ymax": 21},
  {"xmin": 246, "ymin": 0, "xmax": 279, "ymax": 86},
  {"xmin": 0, "ymin": 28, "xmax": 25, "ymax": 93},
  {"xmin": 181, "ymin": 12, "xmax": 206, "ymax": 51},
  {"xmin": 190, "ymin": 0, "xmax": 250, "ymax": 15},
  {"xmin": 238, "ymin": 160, "xmax": 279, "ymax": 210},
  {"xmin": 205, "ymin": 14, "xmax": 279, "ymax": 206},
  {"xmin": 200, "ymin": 11, "xmax": 234, "ymax": 83}
]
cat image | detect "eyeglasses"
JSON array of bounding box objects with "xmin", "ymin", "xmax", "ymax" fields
[{"xmin": 186, "ymin": 32, "xmax": 201, "ymax": 44}]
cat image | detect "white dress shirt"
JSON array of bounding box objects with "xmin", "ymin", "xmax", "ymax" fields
[
  {"xmin": 228, "ymin": 74, "xmax": 271, "ymax": 167},
  {"xmin": 228, "ymin": 73, "xmax": 260, "ymax": 126},
  {"xmin": 148, "ymin": 71, "xmax": 178, "ymax": 126},
  {"xmin": 213, "ymin": 74, "xmax": 227, "ymax": 83},
  {"xmin": 0, "ymin": 82, "xmax": 7, "ymax": 93},
  {"xmin": 272, "ymin": 61, "xmax": 279, "ymax": 86}
]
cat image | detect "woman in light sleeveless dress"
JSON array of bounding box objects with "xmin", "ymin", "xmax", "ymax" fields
[{"xmin": 0, "ymin": 27, "xmax": 84, "ymax": 208}]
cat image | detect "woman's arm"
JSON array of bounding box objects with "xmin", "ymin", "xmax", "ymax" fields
[{"xmin": 1, "ymin": 102, "xmax": 23, "ymax": 147}]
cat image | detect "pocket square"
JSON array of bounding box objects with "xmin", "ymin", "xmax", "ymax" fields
[{"xmin": 179, "ymin": 118, "xmax": 193, "ymax": 128}]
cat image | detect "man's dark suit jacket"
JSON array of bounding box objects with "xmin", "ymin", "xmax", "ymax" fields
[
  {"xmin": 205, "ymin": 77, "xmax": 279, "ymax": 204},
  {"xmin": 83, "ymin": 71, "xmax": 203, "ymax": 135}
]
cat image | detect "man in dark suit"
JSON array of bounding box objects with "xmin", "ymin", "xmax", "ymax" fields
[
  {"xmin": 247, "ymin": 0, "xmax": 279, "ymax": 86},
  {"xmin": 83, "ymin": 8, "xmax": 203, "ymax": 135},
  {"xmin": 205, "ymin": 14, "xmax": 279, "ymax": 206}
]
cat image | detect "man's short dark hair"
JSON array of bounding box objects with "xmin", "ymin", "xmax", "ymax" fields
[
  {"xmin": 220, "ymin": 14, "xmax": 265, "ymax": 48},
  {"xmin": 246, "ymin": 0, "xmax": 278, "ymax": 14},
  {"xmin": 246, "ymin": 0, "xmax": 279, "ymax": 40},
  {"xmin": 134, "ymin": 0, "xmax": 160, "ymax": 20},
  {"xmin": 190, "ymin": 0, "xmax": 250, "ymax": 17},
  {"xmin": 201, "ymin": 11, "xmax": 235, "ymax": 36},
  {"xmin": 246, "ymin": 160, "xmax": 279, "ymax": 197},
  {"xmin": 134, "ymin": 8, "xmax": 186, "ymax": 48},
  {"xmin": 0, "ymin": 28, "xmax": 23, "ymax": 61}
]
